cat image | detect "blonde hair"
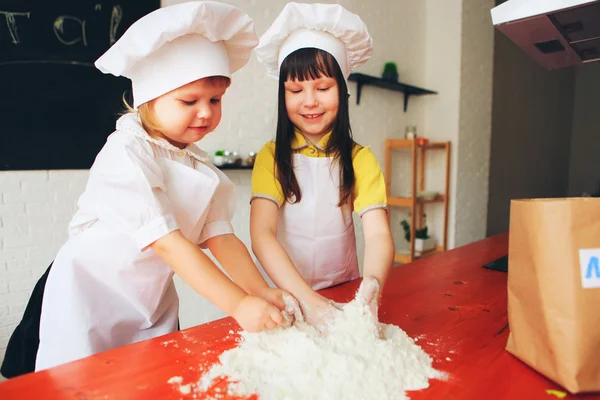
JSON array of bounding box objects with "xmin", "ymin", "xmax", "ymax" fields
[
  {"xmin": 122, "ymin": 76, "xmax": 231, "ymax": 135},
  {"xmin": 122, "ymin": 94, "xmax": 163, "ymax": 135}
]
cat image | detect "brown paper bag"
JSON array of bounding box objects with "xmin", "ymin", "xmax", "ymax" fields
[{"xmin": 506, "ymin": 198, "xmax": 600, "ymax": 393}]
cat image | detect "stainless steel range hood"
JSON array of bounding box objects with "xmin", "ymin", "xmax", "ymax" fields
[{"xmin": 491, "ymin": 0, "xmax": 600, "ymax": 69}]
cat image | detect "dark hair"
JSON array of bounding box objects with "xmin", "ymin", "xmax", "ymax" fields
[{"xmin": 275, "ymin": 48, "xmax": 357, "ymax": 206}]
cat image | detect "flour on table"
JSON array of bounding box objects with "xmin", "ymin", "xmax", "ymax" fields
[{"xmin": 196, "ymin": 297, "xmax": 444, "ymax": 400}]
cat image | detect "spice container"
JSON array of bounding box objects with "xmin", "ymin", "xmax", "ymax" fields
[
  {"xmin": 246, "ymin": 152, "xmax": 257, "ymax": 166},
  {"xmin": 405, "ymin": 125, "xmax": 417, "ymax": 140}
]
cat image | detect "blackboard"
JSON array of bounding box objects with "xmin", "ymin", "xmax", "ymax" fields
[{"xmin": 0, "ymin": 0, "xmax": 160, "ymax": 170}]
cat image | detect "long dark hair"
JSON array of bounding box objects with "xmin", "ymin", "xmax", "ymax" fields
[{"xmin": 275, "ymin": 48, "xmax": 356, "ymax": 206}]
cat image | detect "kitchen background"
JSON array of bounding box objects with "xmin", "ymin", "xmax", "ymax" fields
[{"xmin": 1, "ymin": 0, "xmax": 598, "ymax": 369}]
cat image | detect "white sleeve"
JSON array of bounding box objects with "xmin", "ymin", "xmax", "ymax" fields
[
  {"xmin": 84, "ymin": 137, "xmax": 179, "ymax": 250},
  {"xmin": 198, "ymin": 171, "xmax": 236, "ymax": 247}
]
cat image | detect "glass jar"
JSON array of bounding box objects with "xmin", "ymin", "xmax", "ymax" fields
[
  {"xmin": 405, "ymin": 125, "xmax": 417, "ymax": 140},
  {"xmin": 246, "ymin": 151, "xmax": 257, "ymax": 166}
]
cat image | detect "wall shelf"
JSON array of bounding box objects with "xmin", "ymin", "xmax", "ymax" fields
[
  {"xmin": 348, "ymin": 73, "xmax": 437, "ymax": 112},
  {"xmin": 217, "ymin": 164, "xmax": 253, "ymax": 170},
  {"xmin": 394, "ymin": 246, "xmax": 445, "ymax": 264}
]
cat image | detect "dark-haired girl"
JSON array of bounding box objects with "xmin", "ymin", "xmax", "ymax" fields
[{"xmin": 250, "ymin": 3, "xmax": 394, "ymax": 327}]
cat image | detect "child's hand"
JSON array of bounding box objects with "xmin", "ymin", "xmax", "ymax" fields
[
  {"xmin": 232, "ymin": 295, "xmax": 285, "ymax": 332},
  {"xmin": 282, "ymin": 293, "xmax": 304, "ymax": 323},
  {"xmin": 355, "ymin": 277, "xmax": 383, "ymax": 338},
  {"xmin": 355, "ymin": 276, "xmax": 380, "ymax": 317},
  {"xmin": 300, "ymin": 295, "xmax": 344, "ymax": 332},
  {"xmin": 252, "ymin": 287, "xmax": 303, "ymax": 327},
  {"xmin": 253, "ymin": 287, "xmax": 289, "ymax": 311}
]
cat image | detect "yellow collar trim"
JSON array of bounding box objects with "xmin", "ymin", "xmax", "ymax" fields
[{"xmin": 291, "ymin": 130, "xmax": 332, "ymax": 151}]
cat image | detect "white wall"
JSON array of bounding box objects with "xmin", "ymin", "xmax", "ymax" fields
[
  {"xmin": 454, "ymin": 0, "xmax": 495, "ymax": 247},
  {"xmin": 0, "ymin": 0, "xmax": 495, "ymax": 368},
  {"xmin": 423, "ymin": 0, "xmax": 463, "ymax": 250},
  {"xmin": 423, "ymin": 0, "xmax": 495, "ymax": 248}
]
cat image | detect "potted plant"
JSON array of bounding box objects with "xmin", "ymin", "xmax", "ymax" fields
[
  {"xmin": 213, "ymin": 150, "xmax": 225, "ymax": 166},
  {"xmin": 400, "ymin": 215, "xmax": 436, "ymax": 254},
  {"xmin": 382, "ymin": 62, "xmax": 399, "ymax": 82}
]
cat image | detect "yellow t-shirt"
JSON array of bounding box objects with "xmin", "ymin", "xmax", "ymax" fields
[{"xmin": 251, "ymin": 131, "xmax": 387, "ymax": 216}]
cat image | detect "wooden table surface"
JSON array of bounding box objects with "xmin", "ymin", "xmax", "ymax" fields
[{"xmin": 1, "ymin": 233, "xmax": 599, "ymax": 400}]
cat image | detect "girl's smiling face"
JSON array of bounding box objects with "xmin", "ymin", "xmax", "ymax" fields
[{"xmin": 284, "ymin": 75, "xmax": 339, "ymax": 141}]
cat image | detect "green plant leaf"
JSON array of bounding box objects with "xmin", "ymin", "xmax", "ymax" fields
[
  {"xmin": 382, "ymin": 62, "xmax": 398, "ymax": 74},
  {"xmin": 401, "ymin": 220, "xmax": 430, "ymax": 240}
]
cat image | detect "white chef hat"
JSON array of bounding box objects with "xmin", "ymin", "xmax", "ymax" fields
[
  {"xmin": 95, "ymin": 1, "xmax": 258, "ymax": 108},
  {"xmin": 254, "ymin": 2, "xmax": 373, "ymax": 91}
]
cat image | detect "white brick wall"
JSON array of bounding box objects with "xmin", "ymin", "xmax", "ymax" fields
[{"xmin": 0, "ymin": 0, "xmax": 494, "ymax": 373}]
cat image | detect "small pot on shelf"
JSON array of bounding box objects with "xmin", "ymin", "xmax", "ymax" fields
[
  {"xmin": 382, "ymin": 62, "xmax": 399, "ymax": 82},
  {"xmin": 213, "ymin": 150, "xmax": 225, "ymax": 167},
  {"xmin": 415, "ymin": 237, "xmax": 436, "ymax": 254}
]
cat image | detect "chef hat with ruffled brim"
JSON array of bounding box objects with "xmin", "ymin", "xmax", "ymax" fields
[
  {"xmin": 95, "ymin": 1, "xmax": 258, "ymax": 108},
  {"xmin": 255, "ymin": 2, "xmax": 373, "ymax": 92}
]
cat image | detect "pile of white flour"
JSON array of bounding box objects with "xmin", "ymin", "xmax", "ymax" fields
[{"xmin": 196, "ymin": 297, "xmax": 443, "ymax": 400}]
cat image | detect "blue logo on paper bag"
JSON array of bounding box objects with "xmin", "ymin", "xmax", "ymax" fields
[
  {"xmin": 580, "ymin": 250, "xmax": 600, "ymax": 289},
  {"xmin": 586, "ymin": 256, "xmax": 600, "ymax": 279}
]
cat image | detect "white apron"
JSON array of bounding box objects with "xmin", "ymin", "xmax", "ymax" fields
[
  {"xmin": 277, "ymin": 154, "xmax": 360, "ymax": 290},
  {"xmin": 36, "ymin": 119, "xmax": 232, "ymax": 371}
]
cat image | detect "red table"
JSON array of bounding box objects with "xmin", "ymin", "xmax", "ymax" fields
[{"xmin": 1, "ymin": 233, "xmax": 599, "ymax": 399}]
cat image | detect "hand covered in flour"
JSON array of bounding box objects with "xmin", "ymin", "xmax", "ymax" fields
[
  {"xmin": 253, "ymin": 287, "xmax": 300, "ymax": 328},
  {"xmin": 355, "ymin": 277, "xmax": 381, "ymax": 317},
  {"xmin": 232, "ymin": 295, "xmax": 286, "ymax": 332},
  {"xmin": 300, "ymin": 294, "xmax": 345, "ymax": 333},
  {"xmin": 253, "ymin": 286, "xmax": 289, "ymax": 311},
  {"xmin": 281, "ymin": 293, "xmax": 304, "ymax": 326}
]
